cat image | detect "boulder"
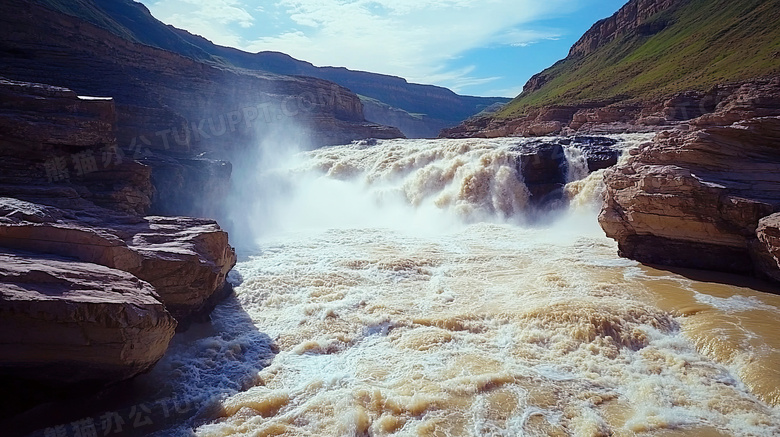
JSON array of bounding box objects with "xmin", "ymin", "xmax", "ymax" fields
[
  {"xmin": 0, "ymin": 249, "xmax": 176, "ymax": 385},
  {"xmin": 560, "ymin": 136, "xmax": 621, "ymax": 172},
  {"xmin": 511, "ymin": 142, "xmax": 568, "ymax": 204}
]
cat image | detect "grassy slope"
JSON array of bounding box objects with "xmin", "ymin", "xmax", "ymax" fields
[{"xmin": 497, "ymin": 0, "xmax": 780, "ymax": 118}]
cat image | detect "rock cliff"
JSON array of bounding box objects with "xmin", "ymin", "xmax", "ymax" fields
[
  {"xmin": 0, "ymin": 78, "xmax": 236, "ymax": 394},
  {"xmin": 1, "ymin": 0, "xmax": 401, "ymax": 150},
  {"xmin": 0, "ymin": 78, "xmax": 153, "ymax": 214},
  {"xmin": 599, "ymin": 115, "xmax": 780, "ymax": 281},
  {"xmin": 568, "ymin": 0, "xmax": 677, "ymax": 58},
  {"xmin": 0, "ymin": 0, "xmax": 403, "ymax": 217}
]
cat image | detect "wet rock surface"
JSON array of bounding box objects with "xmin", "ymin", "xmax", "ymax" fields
[
  {"xmin": 511, "ymin": 142, "xmax": 568, "ymax": 204},
  {"xmin": 508, "ymin": 136, "xmax": 622, "ymax": 205},
  {"xmin": 560, "ymin": 136, "xmax": 621, "ymax": 172}
]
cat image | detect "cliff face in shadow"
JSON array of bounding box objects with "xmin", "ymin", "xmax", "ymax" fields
[
  {"xmin": 0, "ymin": 78, "xmax": 243, "ymax": 431},
  {"xmin": 0, "ymin": 0, "xmax": 403, "ymax": 217}
]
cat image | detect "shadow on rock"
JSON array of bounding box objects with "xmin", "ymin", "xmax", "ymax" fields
[
  {"xmin": 6, "ymin": 294, "xmax": 276, "ymax": 437},
  {"xmin": 644, "ymin": 263, "xmax": 780, "ymax": 296}
]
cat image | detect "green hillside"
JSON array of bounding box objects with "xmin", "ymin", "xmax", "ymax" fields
[{"xmin": 497, "ymin": 0, "xmax": 780, "ymax": 119}]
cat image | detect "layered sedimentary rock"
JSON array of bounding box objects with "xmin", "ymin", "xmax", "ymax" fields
[
  {"xmin": 0, "ymin": 0, "xmax": 403, "ymax": 217},
  {"xmin": 0, "ymin": 249, "xmax": 177, "ymax": 384},
  {"xmin": 0, "ymin": 78, "xmax": 237, "ymax": 389},
  {"xmin": 0, "ymin": 78, "xmax": 153, "ymax": 215},
  {"xmin": 599, "ymin": 116, "xmax": 780, "ymax": 281},
  {"xmin": 0, "ymin": 0, "xmax": 401, "ymax": 151},
  {"xmin": 16, "ymin": 0, "xmax": 504, "ymax": 139},
  {"xmin": 0, "ymin": 199, "xmax": 236, "ymax": 321},
  {"xmin": 441, "ymin": 102, "xmax": 660, "ymax": 138},
  {"xmin": 0, "ymin": 79, "xmax": 237, "ymax": 322},
  {"xmin": 443, "ymin": 77, "xmax": 780, "ymax": 140}
]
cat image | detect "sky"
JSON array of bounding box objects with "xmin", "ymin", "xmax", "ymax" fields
[{"xmin": 138, "ymin": 0, "xmax": 627, "ymax": 97}]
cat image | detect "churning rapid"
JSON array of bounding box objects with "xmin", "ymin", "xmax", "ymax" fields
[{"xmin": 150, "ymin": 136, "xmax": 780, "ymax": 436}]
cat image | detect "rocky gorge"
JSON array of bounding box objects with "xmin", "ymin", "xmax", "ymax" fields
[
  {"xmin": 442, "ymin": 0, "xmax": 780, "ymax": 287},
  {"xmin": 456, "ymin": 79, "xmax": 780, "ymax": 285},
  {"xmin": 2, "ymin": 0, "xmax": 780, "ymax": 434}
]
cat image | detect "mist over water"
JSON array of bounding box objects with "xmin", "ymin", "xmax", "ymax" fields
[
  {"xmin": 155, "ymin": 135, "xmax": 780, "ymax": 436},
  {"xmin": 227, "ymin": 134, "xmax": 647, "ymax": 243}
]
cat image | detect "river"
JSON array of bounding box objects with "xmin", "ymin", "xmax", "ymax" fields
[{"xmin": 147, "ymin": 136, "xmax": 779, "ymax": 436}]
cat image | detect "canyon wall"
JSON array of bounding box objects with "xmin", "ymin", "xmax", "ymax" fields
[
  {"xmin": 0, "ymin": 0, "xmax": 403, "ymax": 217},
  {"xmin": 568, "ymin": 0, "xmax": 677, "ymax": 58},
  {"xmin": 27, "ymin": 0, "xmax": 507, "ymax": 139},
  {"xmin": 599, "ymin": 116, "xmax": 780, "ymax": 280},
  {"xmin": 0, "ymin": 78, "xmax": 237, "ymax": 399}
]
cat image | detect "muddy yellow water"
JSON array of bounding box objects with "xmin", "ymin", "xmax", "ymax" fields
[{"xmin": 177, "ymin": 137, "xmax": 779, "ymax": 436}]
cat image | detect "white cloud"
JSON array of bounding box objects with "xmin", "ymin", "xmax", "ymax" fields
[
  {"xmin": 142, "ymin": 0, "xmax": 573, "ymax": 92},
  {"xmin": 144, "ymin": 0, "xmax": 255, "ymax": 46}
]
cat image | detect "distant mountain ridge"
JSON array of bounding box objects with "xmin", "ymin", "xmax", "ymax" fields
[{"xmin": 32, "ymin": 0, "xmax": 509, "ymax": 138}]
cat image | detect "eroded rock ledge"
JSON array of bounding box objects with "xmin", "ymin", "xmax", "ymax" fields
[
  {"xmin": 0, "ymin": 199, "xmax": 236, "ymax": 321},
  {"xmin": 0, "ymin": 78, "xmax": 237, "ymax": 393},
  {"xmin": 0, "ymin": 249, "xmax": 176, "ymax": 385},
  {"xmin": 599, "ymin": 116, "xmax": 780, "ymax": 282},
  {"xmin": 442, "ymin": 77, "xmax": 780, "ymax": 139}
]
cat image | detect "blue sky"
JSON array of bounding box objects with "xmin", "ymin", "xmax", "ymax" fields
[{"xmin": 139, "ymin": 0, "xmax": 626, "ymax": 97}]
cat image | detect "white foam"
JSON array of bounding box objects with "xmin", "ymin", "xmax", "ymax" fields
[
  {"xmin": 150, "ymin": 136, "xmax": 780, "ymax": 436},
  {"xmin": 694, "ymin": 293, "xmax": 777, "ymax": 313}
]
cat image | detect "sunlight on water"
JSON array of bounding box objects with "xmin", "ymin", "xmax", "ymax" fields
[{"xmin": 158, "ymin": 136, "xmax": 780, "ymax": 436}]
